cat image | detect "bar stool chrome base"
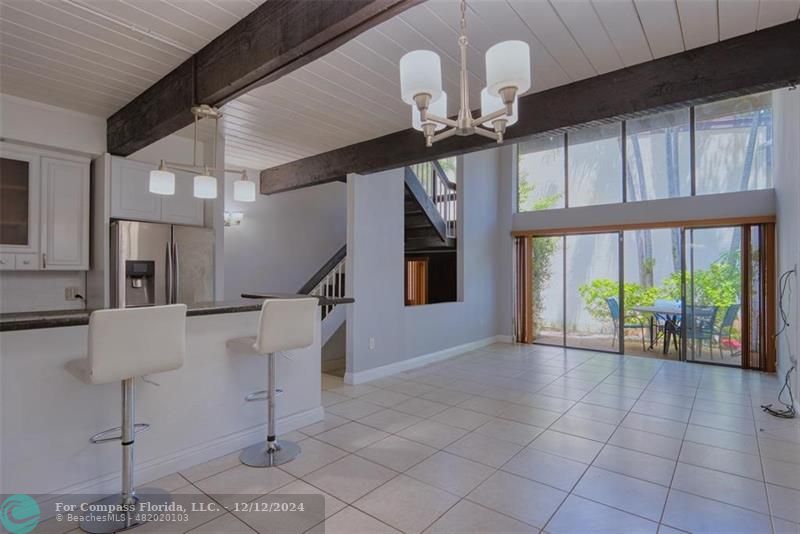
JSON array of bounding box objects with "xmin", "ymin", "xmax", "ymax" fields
[
  {"xmin": 240, "ymin": 440, "xmax": 301, "ymax": 467},
  {"xmin": 79, "ymin": 489, "xmax": 171, "ymax": 534}
]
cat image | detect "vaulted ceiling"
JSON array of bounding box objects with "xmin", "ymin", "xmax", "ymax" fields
[{"xmin": 1, "ymin": 0, "xmax": 798, "ymax": 170}]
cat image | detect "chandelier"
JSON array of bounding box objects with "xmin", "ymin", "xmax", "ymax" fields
[
  {"xmin": 148, "ymin": 105, "xmax": 256, "ymax": 202},
  {"xmin": 399, "ymin": 0, "xmax": 530, "ymax": 147}
]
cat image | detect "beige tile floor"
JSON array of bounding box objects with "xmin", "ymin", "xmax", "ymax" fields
[{"xmin": 53, "ymin": 343, "xmax": 800, "ymax": 534}]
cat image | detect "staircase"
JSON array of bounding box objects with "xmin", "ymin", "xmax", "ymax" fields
[
  {"xmin": 405, "ymin": 160, "xmax": 457, "ymax": 253},
  {"xmin": 298, "ymin": 245, "xmax": 346, "ymax": 321}
]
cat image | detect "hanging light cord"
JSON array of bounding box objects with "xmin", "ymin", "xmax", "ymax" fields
[{"xmin": 761, "ymin": 268, "xmax": 796, "ymax": 419}]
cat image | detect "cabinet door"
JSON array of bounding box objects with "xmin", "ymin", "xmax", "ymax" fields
[
  {"xmin": 0, "ymin": 146, "xmax": 40, "ymax": 255},
  {"xmin": 161, "ymin": 170, "xmax": 204, "ymax": 226},
  {"xmin": 41, "ymin": 157, "xmax": 90, "ymax": 270},
  {"xmin": 111, "ymin": 158, "xmax": 161, "ymax": 221}
]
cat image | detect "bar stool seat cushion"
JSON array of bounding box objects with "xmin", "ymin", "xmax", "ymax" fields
[
  {"xmin": 255, "ymin": 298, "xmax": 318, "ymax": 354},
  {"xmin": 66, "ymin": 305, "xmax": 187, "ymax": 385}
]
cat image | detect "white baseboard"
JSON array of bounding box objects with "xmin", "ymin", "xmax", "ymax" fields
[
  {"xmin": 344, "ymin": 335, "xmax": 509, "ymax": 385},
  {"xmin": 45, "ymin": 406, "xmax": 324, "ymax": 507}
]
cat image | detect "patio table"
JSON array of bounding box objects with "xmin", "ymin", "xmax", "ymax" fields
[{"xmin": 630, "ymin": 304, "xmax": 682, "ymax": 355}]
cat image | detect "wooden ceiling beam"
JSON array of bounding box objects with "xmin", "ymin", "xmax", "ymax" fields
[
  {"xmin": 260, "ymin": 19, "xmax": 800, "ymax": 195},
  {"xmin": 107, "ymin": 0, "xmax": 422, "ymax": 156}
]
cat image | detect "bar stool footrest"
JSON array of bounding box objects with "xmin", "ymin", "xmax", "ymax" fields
[
  {"xmin": 244, "ymin": 389, "xmax": 283, "ymax": 402},
  {"xmin": 89, "ymin": 423, "xmax": 150, "ymax": 444}
]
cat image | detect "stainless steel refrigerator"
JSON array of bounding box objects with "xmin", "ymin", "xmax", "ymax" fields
[{"xmin": 110, "ymin": 220, "xmax": 215, "ymax": 308}]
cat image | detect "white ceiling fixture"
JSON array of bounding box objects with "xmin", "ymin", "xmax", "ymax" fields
[
  {"xmin": 399, "ymin": 0, "xmax": 530, "ymax": 147},
  {"xmin": 149, "ymin": 105, "xmax": 254, "ymax": 201}
]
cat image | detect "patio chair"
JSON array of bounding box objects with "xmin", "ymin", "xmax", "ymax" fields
[
  {"xmin": 684, "ymin": 306, "xmax": 718, "ymax": 359},
  {"xmin": 715, "ymin": 304, "xmax": 741, "ymax": 359},
  {"xmin": 653, "ymin": 299, "xmax": 680, "ymax": 347},
  {"xmin": 606, "ymin": 297, "xmax": 647, "ymax": 351}
]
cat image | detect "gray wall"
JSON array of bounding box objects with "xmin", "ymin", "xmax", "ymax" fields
[
  {"xmin": 223, "ymin": 178, "xmax": 347, "ymax": 299},
  {"xmin": 774, "ymin": 87, "xmax": 800, "ymax": 410},
  {"xmin": 346, "ymin": 148, "xmax": 511, "ymax": 376}
]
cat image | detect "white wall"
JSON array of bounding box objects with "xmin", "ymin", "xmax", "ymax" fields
[
  {"xmin": 223, "ymin": 177, "xmax": 347, "ymax": 299},
  {"xmin": 345, "ymin": 148, "xmax": 511, "ymax": 382},
  {"xmin": 773, "ymin": 87, "xmax": 800, "ymax": 409},
  {"xmin": 0, "ymin": 94, "xmax": 105, "ymax": 156}
]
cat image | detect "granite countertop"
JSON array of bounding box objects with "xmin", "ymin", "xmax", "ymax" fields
[{"xmin": 0, "ymin": 294, "xmax": 354, "ymax": 332}]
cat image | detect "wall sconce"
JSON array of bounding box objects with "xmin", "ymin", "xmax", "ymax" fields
[{"xmin": 224, "ymin": 211, "xmax": 244, "ymax": 227}]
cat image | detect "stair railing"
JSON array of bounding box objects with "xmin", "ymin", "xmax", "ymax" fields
[
  {"xmin": 298, "ymin": 245, "xmax": 347, "ymax": 320},
  {"xmin": 409, "ymin": 160, "xmax": 457, "ymax": 238}
]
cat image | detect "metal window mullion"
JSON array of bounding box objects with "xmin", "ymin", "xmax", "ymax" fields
[
  {"xmin": 563, "ymin": 132, "xmax": 569, "ymax": 208},
  {"xmin": 680, "ymin": 227, "xmax": 687, "ymax": 361},
  {"xmin": 690, "ymin": 107, "xmax": 697, "ymax": 196},
  {"xmin": 621, "ymin": 121, "xmax": 627, "ymax": 203},
  {"xmin": 562, "ymin": 235, "xmax": 567, "ymax": 347}
]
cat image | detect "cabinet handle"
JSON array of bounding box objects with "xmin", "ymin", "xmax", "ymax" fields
[{"xmin": 42, "ymin": 253, "xmax": 47, "ymax": 269}]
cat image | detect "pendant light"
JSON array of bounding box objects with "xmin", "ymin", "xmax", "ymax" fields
[
  {"xmin": 398, "ymin": 0, "xmax": 530, "ymax": 146},
  {"xmin": 149, "ymin": 105, "xmax": 245, "ymax": 201},
  {"xmin": 233, "ymin": 170, "xmax": 256, "ymax": 202}
]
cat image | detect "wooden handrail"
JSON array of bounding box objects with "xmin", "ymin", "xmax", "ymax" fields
[
  {"xmin": 431, "ymin": 159, "xmax": 456, "ymax": 190},
  {"xmin": 298, "ymin": 245, "xmax": 346, "ymax": 294}
]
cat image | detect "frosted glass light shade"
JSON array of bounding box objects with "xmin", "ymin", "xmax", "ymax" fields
[
  {"xmin": 400, "ymin": 50, "xmax": 443, "ymax": 105},
  {"xmin": 480, "ymin": 88, "xmax": 518, "ymax": 127},
  {"xmin": 412, "ymin": 92, "xmax": 447, "ymax": 131},
  {"xmin": 193, "ymin": 174, "xmax": 217, "ymax": 199},
  {"xmin": 485, "ymin": 40, "xmax": 531, "ymax": 97},
  {"xmin": 233, "ymin": 179, "xmax": 256, "ymax": 202},
  {"xmin": 149, "ymin": 169, "xmax": 175, "ymax": 195}
]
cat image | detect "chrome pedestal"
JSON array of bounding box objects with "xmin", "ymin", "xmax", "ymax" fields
[{"xmin": 240, "ymin": 352, "xmax": 301, "ymax": 467}]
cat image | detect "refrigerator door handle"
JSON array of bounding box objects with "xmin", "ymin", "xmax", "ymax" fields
[
  {"xmin": 165, "ymin": 241, "xmax": 173, "ymax": 304},
  {"xmin": 172, "ymin": 241, "xmax": 179, "ymax": 304}
]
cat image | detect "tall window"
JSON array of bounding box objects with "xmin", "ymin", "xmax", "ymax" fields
[
  {"xmin": 568, "ymin": 124, "xmax": 623, "ymax": 207},
  {"xmin": 695, "ymin": 92, "xmax": 773, "ymax": 195},
  {"xmin": 515, "ymin": 90, "xmax": 774, "ymax": 210},
  {"xmin": 517, "ymin": 135, "xmax": 565, "ymax": 211}
]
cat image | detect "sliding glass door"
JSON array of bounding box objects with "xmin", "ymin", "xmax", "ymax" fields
[{"xmin": 523, "ymin": 223, "xmax": 774, "ymax": 369}]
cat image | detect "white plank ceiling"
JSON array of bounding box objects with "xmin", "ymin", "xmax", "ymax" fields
[{"xmin": 1, "ymin": 0, "xmax": 798, "ymax": 171}]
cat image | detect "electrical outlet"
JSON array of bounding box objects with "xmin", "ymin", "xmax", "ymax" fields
[
  {"xmin": 369, "ymin": 337, "xmax": 375, "ymax": 350},
  {"xmin": 65, "ymin": 287, "xmax": 81, "ymax": 301}
]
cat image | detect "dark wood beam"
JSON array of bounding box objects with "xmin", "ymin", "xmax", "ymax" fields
[
  {"xmin": 107, "ymin": 0, "xmax": 422, "ymax": 156},
  {"xmin": 260, "ymin": 19, "xmax": 800, "ymax": 194}
]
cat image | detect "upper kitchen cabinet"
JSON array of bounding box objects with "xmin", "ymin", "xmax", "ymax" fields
[
  {"xmin": 0, "ymin": 142, "xmax": 89, "ymax": 271},
  {"xmin": 110, "ymin": 157, "xmax": 204, "ymax": 226},
  {"xmin": 41, "ymin": 157, "xmax": 90, "ymax": 270},
  {"xmin": 0, "ymin": 146, "xmax": 40, "ymax": 258}
]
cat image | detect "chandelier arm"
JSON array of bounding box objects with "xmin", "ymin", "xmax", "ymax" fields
[
  {"xmin": 472, "ymin": 126, "xmax": 500, "ymax": 141},
  {"xmin": 162, "ymin": 162, "xmax": 242, "ymax": 176},
  {"xmin": 473, "ymin": 108, "xmax": 508, "ymax": 128},
  {"xmin": 430, "ymin": 128, "xmax": 458, "ymax": 144},
  {"xmin": 425, "ymin": 113, "xmax": 458, "ymax": 128}
]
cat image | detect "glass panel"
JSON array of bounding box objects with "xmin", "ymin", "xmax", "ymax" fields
[
  {"xmin": 533, "ymin": 236, "xmax": 564, "ymax": 346},
  {"xmin": 623, "ymin": 228, "xmax": 683, "ymax": 359},
  {"xmin": 0, "ymin": 157, "xmax": 30, "ymax": 245},
  {"xmin": 567, "ymin": 233, "xmax": 620, "ymax": 351},
  {"xmin": 696, "ymin": 91, "xmax": 773, "ymax": 195},
  {"xmin": 518, "ymin": 135, "xmax": 565, "ymax": 212},
  {"xmin": 686, "ymin": 227, "xmax": 742, "ymax": 365},
  {"xmin": 626, "ymin": 109, "xmax": 691, "ymax": 202},
  {"xmin": 568, "ymin": 124, "xmax": 623, "ymax": 207}
]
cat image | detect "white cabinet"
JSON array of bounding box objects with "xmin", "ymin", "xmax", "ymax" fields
[
  {"xmin": 161, "ymin": 171, "xmax": 204, "ymax": 225},
  {"xmin": 110, "ymin": 158, "xmax": 162, "ymax": 222},
  {"xmin": 110, "ymin": 157, "xmax": 204, "ymax": 226},
  {"xmin": 41, "ymin": 157, "xmax": 90, "ymax": 270},
  {"xmin": 0, "ymin": 143, "xmax": 89, "ymax": 271}
]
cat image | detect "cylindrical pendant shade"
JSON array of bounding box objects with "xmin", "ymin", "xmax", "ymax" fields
[
  {"xmin": 485, "ymin": 40, "xmax": 531, "ymax": 97},
  {"xmin": 412, "ymin": 91, "xmax": 447, "ymax": 131},
  {"xmin": 149, "ymin": 169, "xmax": 175, "ymax": 195},
  {"xmin": 480, "ymin": 88, "xmax": 518, "ymax": 127},
  {"xmin": 233, "ymin": 179, "xmax": 256, "ymax": 202},
  {"xmin": 193, "ymin": 175, "xmax": 217, "ymax": 199},
  {"xmin": 400, "ymin": 50, "xmax": 443, "ymax": 105}
]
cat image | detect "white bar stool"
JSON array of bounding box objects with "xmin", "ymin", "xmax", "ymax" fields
[
  {"xmin": 229, "ymin": 298, "xmax": 317, "ymax": 467},
  {"xmin": 66, "ymin": 304, "xmax": 187, "ymax": 534}
]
